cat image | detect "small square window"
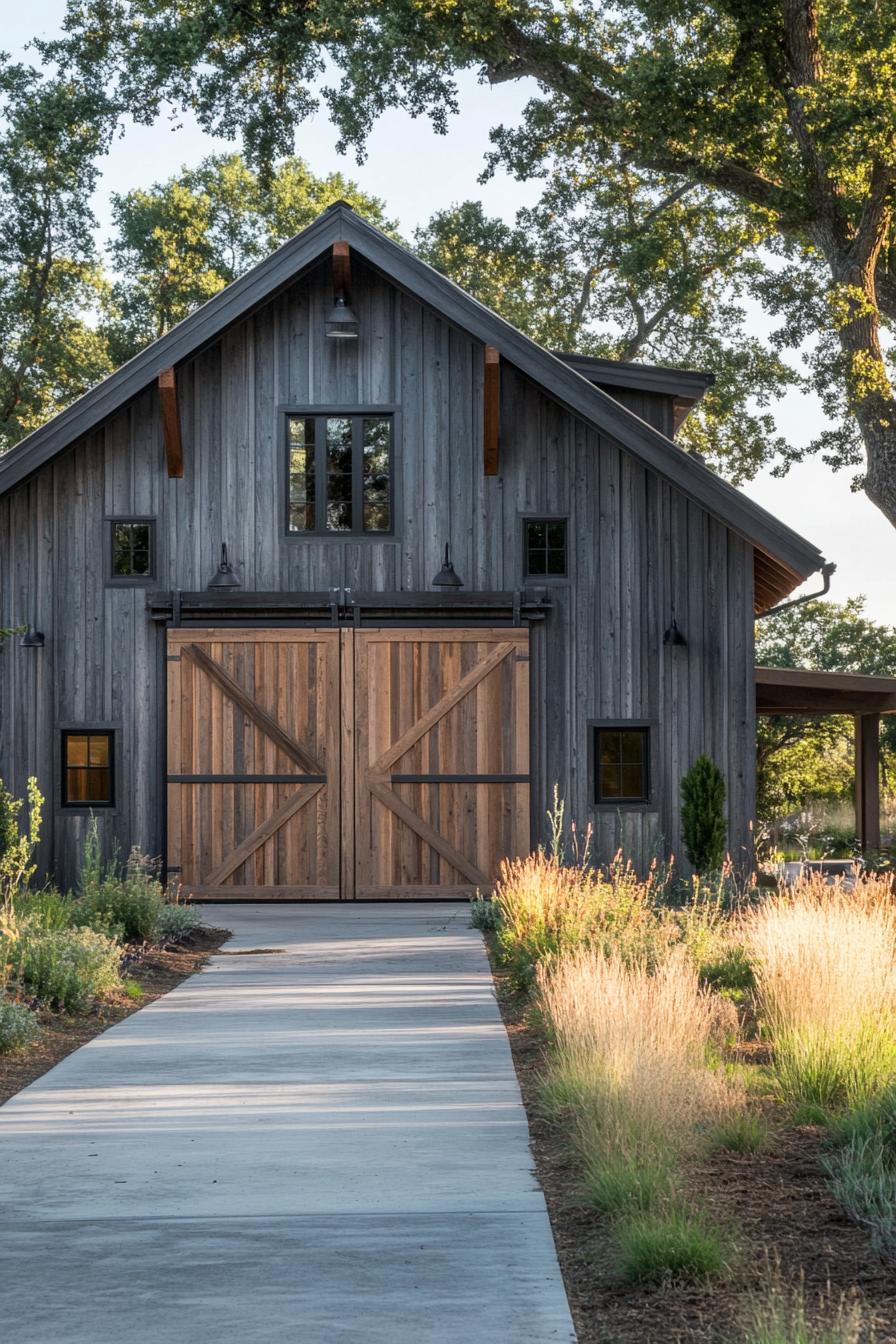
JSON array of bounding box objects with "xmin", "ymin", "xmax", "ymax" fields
[
  {"xmin": 111, "ymin": 520, "xmax": 154, "ymax": 579},
  {"xmin": 594, "ymin": 726, "xmax": 650, "ymax": 804},
  {"xmin": 62, "ymin": 731, "xmax": 115, "ymax": 807},
  {"xmin": 524, "ymin": 518, "xmax": 567, "ymax": 578}
]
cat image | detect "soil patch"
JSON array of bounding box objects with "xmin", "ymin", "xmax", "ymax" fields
[
  {"xmin": 493, "ymin": 962, "xmax": 896, "ymax": 1344},
  {"xmin": 0, "ymin": 925, "xmax": 230, "ymax": 1106}
]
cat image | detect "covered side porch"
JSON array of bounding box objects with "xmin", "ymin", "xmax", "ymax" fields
[{"xmin": 756, "ymin": 666, "xmax": 896, "ymax": 853}]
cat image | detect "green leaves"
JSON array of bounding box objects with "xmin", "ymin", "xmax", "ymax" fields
[{"xmin": 103, "ymin": 152, "xmax": 399, "ymax": 362}]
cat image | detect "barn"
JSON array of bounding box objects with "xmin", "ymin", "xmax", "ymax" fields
[{"xmin": 0, "ymin": 203, "xmax": 826, "ymax": 898}]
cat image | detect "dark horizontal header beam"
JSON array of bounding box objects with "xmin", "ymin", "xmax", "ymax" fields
[{"xmin": 147, "ymin": 588, "xmax": 551, "ymax": 627}]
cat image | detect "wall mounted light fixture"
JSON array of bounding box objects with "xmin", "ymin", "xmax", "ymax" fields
[
  {"xmin": 431, "ymin": 543, "xmax": 463, "ymax": 590},
  {"xmin": 19, "ymin": 624, "xmax": 45, "ymax": 648},
  {"xmin": 206, "ymin": 543, "xmax": 241, "ymax": 590},
  {"xmin": 325, "ymin": 295, "xmax": 359, "ymax": 341},
  {"xmin": 663, "ymin": 617, "xmax": 687, "ymax": 647}
]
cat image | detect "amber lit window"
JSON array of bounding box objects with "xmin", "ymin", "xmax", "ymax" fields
[
  {"xmin": 62, "ymin": 732, "xmax": 114, "ymax": 807},
  {"xmin": 287, "ymin": 414, "xmax": 392, "ymax": 535},
  {"xmin": 594, "ymin": 727, "xmax": 649, "ymax": 804}
]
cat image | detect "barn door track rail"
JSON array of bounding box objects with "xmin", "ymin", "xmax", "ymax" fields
[{"xmin": 147, "ymin": 588, "xmax": 551, "ymax": 627}]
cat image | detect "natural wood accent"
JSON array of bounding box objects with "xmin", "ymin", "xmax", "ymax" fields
[
  {"xmin": 158, "ymin": 367, "xmax": 184, "ymax": 478},
  {"xmin": 332, "ymin": 240, "xmax": 351, "ymax": 297},
  {"xmin": 352, "ymin": 628, "xmax": 530, "ymax": 898},
  {"xmin": 200, "ymin": 783, "xmax": 324, "ymax": 887},
  {"xmin": 855, "ymin": 713, "xmax": 882, "ymax": 853},
  {"xmin": 370, "ymin": 640, "xmax": 516, "ymax": 774},
  {"xmin": 484, "ymin": 345, "xmax": 500, "ymax": 475},
  {"xmin": 181, "ymin": 642, "xmax": 324, "ymax": 774},
  {"xmin": 368, "ymin": 780, "xmax": 488, "ymax": 887},
  {"xmin": 167, "ymin": 629, "xmax": 340, "ymax": 897}
]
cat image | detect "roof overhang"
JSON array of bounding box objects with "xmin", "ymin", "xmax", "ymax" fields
[
  {"xmin": 554, "ymin": 352, "xmax": 714, "ymax": 434},
  {"xmin": 0, "ymin": 204, "xmax": 825, "ymax": 603},
  {"xmin": 756, "ymin": 665, "xmax": 896, "ymax": 715}
]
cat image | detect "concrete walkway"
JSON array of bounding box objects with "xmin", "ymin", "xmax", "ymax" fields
[{"xmin": 0, "ymin": 904, "xmax": 575, "ymax": 1343}]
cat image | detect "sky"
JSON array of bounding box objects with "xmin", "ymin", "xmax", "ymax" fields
[{"xmin": 8, "ymin": 4, "xmax": 896, "ymax": 625}]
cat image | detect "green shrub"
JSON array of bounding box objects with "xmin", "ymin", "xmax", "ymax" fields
[
  {"xmin": 469, "ymin": 895, "xmax": 501, "ymax": 932},
  {"xmin": 708, "ymin": 1110, "xmax": 769, "ymax": 1154},
  {"xmin": 582, "ymin": 1149, "xmax": 676, "ymax": 1215},
  {"xmin": 700, "ymin": 945, "xmax": 755, "ymax": 1001},
  {"xmin": 0, "ymin": 776, "xmax": 44, "ymax": 919},
  {"xmin": 0, "ymin": 996, "xmax": 40, "ymax": 1052},
  {"xmin": 77, "ymin": 824, "xmax": 164, "ymax": 942},
  {"xmin": 680, "ymin": 755, "xmax": 727, "ymax": 875},
  {"xmin": 10, "ymin": 926, "xmax": 122, "ymax": 1011},
  {"xmin": 822, "ymin": 1090, "xmax": 896, "ymax": 1261},
  {"xmin": 155, "ymin": 901, "xmax": 201, "ymax": 943},
  {"xmin": 615, "ymin": 1205, "xmax": 731, "ymax": 1281},
  {"xmin": 13, "ymin": 888, "xmax": 76, "ymax": 931}
]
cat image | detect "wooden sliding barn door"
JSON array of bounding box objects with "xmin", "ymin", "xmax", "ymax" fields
[
  {"xmin": 167, "ymin": 626, "xmax": 530, "ymax": 899},
  {"xmin": 166, "ymin": 629, "xmax": 341, "ymax": 898},
  {"xmin": 351, "ymin": 629, "xmax": 530, "ymax": 898}
]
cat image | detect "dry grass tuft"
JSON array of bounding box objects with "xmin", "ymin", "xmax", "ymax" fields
[
  {"xmin": 744, "ymin": 876, "xmax": 896, "ymax": 1114},
  {"xmin": 537, "ymin": 948, "xmax": 742, "ymax": 1186}
]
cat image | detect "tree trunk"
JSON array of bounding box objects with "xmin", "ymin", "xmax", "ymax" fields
[{"xmin": 824, "ymin": 240, "xmax": 896, "ymax": 530}]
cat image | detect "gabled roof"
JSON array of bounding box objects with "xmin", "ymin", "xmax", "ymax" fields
[{"xmin": 0, "ymin": 202, "xmax": 825, "ymax": 597}]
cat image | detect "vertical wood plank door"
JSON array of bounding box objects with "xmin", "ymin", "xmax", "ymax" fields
[
  {"xmin": 166, "ymin": 629, "xmax": 341, "ymax": 899},
  {"xmin": 351, "ymin": 629, "xmax": 531, "ymax": 898}
]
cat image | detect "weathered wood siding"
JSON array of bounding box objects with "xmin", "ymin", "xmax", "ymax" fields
[{"xmin": 0, "ymin": 255, "xmax": 755, "ymax": 886}]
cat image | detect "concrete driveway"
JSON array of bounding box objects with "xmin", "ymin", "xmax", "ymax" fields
[{"xmin": 0, "ymin": 903, "xmax": 575, "ymax": 1343}]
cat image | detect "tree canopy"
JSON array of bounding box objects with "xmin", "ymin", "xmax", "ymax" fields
[
  {"xmin": 104, "ymin": 154, "xmax": 396, "ymax": 364},
  {"xmin": 0, "ymin": 62, "xmax": 113, "ymax": 452},
  {"xmin": 755, "ymin": 598, "xmax": 896, "ymax": 827},
  {"xmin": 44, "ymin": 0, "xmax": 896, "ymax": 527}
]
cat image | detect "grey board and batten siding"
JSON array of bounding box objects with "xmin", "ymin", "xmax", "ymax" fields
[{"xmin": 2, "ymin": 252, "xmax": 756, "ymax": 887}]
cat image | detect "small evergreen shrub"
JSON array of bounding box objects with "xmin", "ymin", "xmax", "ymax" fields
[
  {"xmin": 0, "ymin": 996, "xmax": 40, "ymax": 1052},
  {"xmin": 10, "ymin": 926, "xmax": 122, "ymax": 1011},
  {"xmin": 680, "ymin": 756, "xmax": 727, "ymax": 874}
]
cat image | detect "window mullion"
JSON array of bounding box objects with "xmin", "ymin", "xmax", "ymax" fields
[
  {"xmin": 315, "ymin": 416, "xmax": 327, "ymax": 535},
  {"xmin": 353, "ymin": 418, "xmax": 363, "ymax": 535}
]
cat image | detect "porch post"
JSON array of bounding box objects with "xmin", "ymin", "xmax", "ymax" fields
[{"xmin": 855, "ymin": 713, "xmax": 881, "ymax": 853}]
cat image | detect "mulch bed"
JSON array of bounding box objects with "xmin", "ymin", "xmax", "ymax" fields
[
  {"xmin": 0, "ymin": 925, "xmax": 231, "ymax": 1106},
  {"xmin": 493, "ymin": 964, "xmax": 896, "ymax": 1344}
]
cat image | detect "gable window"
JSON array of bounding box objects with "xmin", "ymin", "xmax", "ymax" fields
[
  {"xmin": 594, "ymin": 726, "xmax": 650, "ymax": 805},
  {"xmin": 287, "ymin": 413, "xmax": 392, "ymax": 535},
  {"xmin": 62, "ymin": 731, "xmax": 115, "ymax": 807},
  {"xmin": 524, "ymin": 518, "xmax": 567, "ymax": 577},
  {"xmin": 110, "ymin": 519, "xmax": 154, "ymax": 580}
]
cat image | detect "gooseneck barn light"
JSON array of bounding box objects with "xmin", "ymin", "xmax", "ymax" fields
[
  {"xmin": 431, "ymin": 543, "xmax": 464, "ymax": 590},
  {"xmin": 206, "ymin": 543, "xmax": 241, "ymax": 590}
]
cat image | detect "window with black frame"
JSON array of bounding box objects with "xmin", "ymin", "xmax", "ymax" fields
[
  {"xmin": 287, "ymin": 414, "xmax": 392, "ymax": 535},
  {"xmin": 61, "ymin": 731, "xmax": 115, "ymax": 807},
  {"xmin": 524, "ymin": 518, "xmax": 567, "ymax": 577},
  {"xmin": 594, "ymin": 726, "xmax": 650, "ymax": 804},
  {"xmin": 110, "ymin": 520, "xmax": 154, "ymax": 579}
]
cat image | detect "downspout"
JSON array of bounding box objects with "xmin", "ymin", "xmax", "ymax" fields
[{"xmin": 755, "ymin": 561, "xmax": 837, "ymax": 620}]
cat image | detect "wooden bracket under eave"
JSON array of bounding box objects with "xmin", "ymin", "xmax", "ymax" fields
[
  {"xmin": 332, "ymin": 240, "xmax": 352, "ymax": 298},
  {"xmin": 484, "ymin": 345, "xmax": 500, "ymax": 475},
  {"xmin": 158, "ymin": 367, "xmax": 184, "ymax": 478}
]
